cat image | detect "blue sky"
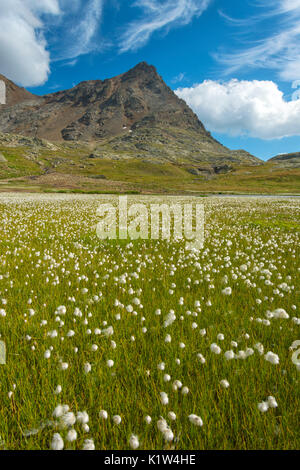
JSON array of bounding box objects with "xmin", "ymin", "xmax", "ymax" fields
[{"xmin": 1, "ymin": 0, "xmax": 300, "ymax": 160}]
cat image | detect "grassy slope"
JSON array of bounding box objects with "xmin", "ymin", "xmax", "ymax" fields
[{"xmin": 0, "ymin": 140, "xmax": 299, "ymax": 194}]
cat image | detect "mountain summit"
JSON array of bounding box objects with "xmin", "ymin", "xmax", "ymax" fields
[{"xmin": 0, "ymin": 62, "xmax": 261, "ymax": 165}]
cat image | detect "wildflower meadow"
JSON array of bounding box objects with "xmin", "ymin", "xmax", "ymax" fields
[{"xmin": 0, "ymin": 193, "xmax": 299, "ymax": 450}]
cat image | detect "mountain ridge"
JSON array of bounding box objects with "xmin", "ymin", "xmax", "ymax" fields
[
  {"xmin": 269, "ymin": 152, "xmax": 300, "ymax": 168},
  {"xmin": 0, "ymin": 62, "xmax": 262, "ymax": 166}
]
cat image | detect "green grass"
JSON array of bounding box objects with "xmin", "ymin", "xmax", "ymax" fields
[
  {"xmin": 0, "ymin": 195, "xmax": 299, "ymax": 450},
  {"xmin": 1, "ymin": 140, "xmax": 300, "ymax": 194}
]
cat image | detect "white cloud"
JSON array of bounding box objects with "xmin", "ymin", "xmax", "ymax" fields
[
  {"xmin": 0, "ymin": 0, "xmax": 104, "ymax": 87},
  {"xmin": 176, "ymin": 79, "xmax": 300, "ymax": 139},
  {"xmin": 55, "ymin": 0, "xmax": 104, "ymax": 61},
  {"xmin": 119, "ymin": 0, "xmax": 211, "ymax": 53},
  {"xmin": 216, "ymin": 1, "xmax": 300, "ymax": 82},
  {"xmin": 171, "ymin": 72, "xmax": 186, "ymax": 84},
  {"xmin": 0, "ymin": 0, "xmax": 60, "ymax": 86}
]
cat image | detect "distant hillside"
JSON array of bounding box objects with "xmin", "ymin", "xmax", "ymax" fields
[
  {"xmin": 0, "ymin": 62, "xmax": 262, "ymax": 167},
  {"xmin": 269, "ymin": 152, "xmax": 300, "ymax": 168},
  {"xmin": 0, "ymin": 131, "xmax": 299, "ymax": 195}
]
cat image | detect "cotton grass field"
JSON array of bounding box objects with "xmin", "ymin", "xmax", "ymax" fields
[{"xmin": 0, "ymin": 193, "xmax": 299, "ymax": 451}]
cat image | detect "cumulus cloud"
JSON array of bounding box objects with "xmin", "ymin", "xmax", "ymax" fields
[
  {"xmin": 0, "ymin": 0, "xmax": 60, "ymax": 86},
  {"xmin": 119, "ymin": 0, "xmax": 211, "ymax": 53},
  {"xmin": 216, "ymin": 1, "xmax": 300, "ymax": 82},
  {"xmin": 176, "ymin": 79, "xmax": 300, "ymax": 139},
  {"xmin": 0, "ymin": 0, "xmax": 104, "ymax": 87}
]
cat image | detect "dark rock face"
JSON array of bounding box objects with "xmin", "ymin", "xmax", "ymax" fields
[
  {"xmin": 188, "ymin": 165, "xmax": 234, "ymax": 177},
  {"xmin": 0, "ymin": 62, "xmax": 205, "ymax": 141},
  {"xmin": 0, "ymin": 62, "xmax": 262, "ymax": 165}
]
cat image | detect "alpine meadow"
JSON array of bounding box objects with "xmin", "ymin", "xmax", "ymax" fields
[
  {"xmin": 0, "ymin": 194, "xmax": 299, "ymax": 450},
  {"xmin": 0, "ymin": 0, "xmax": 300, "ymax": 454}
]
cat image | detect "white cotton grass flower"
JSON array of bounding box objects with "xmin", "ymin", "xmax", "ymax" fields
[
  {"xmin": 77, "ymin": 411, "xmax": 89, "ymax": 424},
  {"xmin": 264, "ymin": 351, "xmax": 280, "ymax": 365},
  {"xmin": 188, "ymin": 414, "xmax": 203, "ymax": 426},
  {"xmin": 172, "ymin": 379, "xmax": 183, "ymax": 391},
  {"xmin": 220, "ymin": 379, "xmax": 230, "ymax": 389},
  {"xmin": 245, "ymin": 348, "xmax": 254, "ymax": 358},
  {"xmin": 222, "ymin": 287, "xmax": 232, "ymax": 295},
  {"xmin": 290, "ymin": 340, "xmax": 300, "ymax": 350},
  {"xmin": 163, "ymin": 428, "xmax": 174, "ymax": 442},
  {"xmin": 99, "ymin": 410, "xmax": 108, "ymax": 419},
  {"xmin": 129, "ymin": 434, "xmax": 139, "ymax": 449},
  {"xmin": 82, "ymin": 438, "xmax": 95, "ymax": 450},
  {"xmin": 168, "ymin": 411, "xmax": 176, "ymax": 421},
  {"xmin": 267, "ymin": 396, "xmax": 278, "ymax": 408},
  {"xmin": 66, "ymin": 429, "xmax": 77, "ymax": 442},
  {"xmin": 53, "ymin": 405, "xmax": 65, "ymax": 419},
  {"xmin": 144, "ymin": 415, "xmax": 152, "ymax": 424},
  {"xmin": 156, "ymin": 418, "xmax": 174, "ymax": 441},
  {"xmin": 258, "ymin": 401, "xmax": 269, "ymax": 413},
  {"xmin": 157, "ymin": 418, "xmax": 168, "ymax": 432},
  {"xmin": 106, "ymin": 359, "xmax": 114, "ymax": 368},
  {"xmin": 272, "ymin": 308, "xmax": 289, "ymax": 319},
  {"xmin": 60, "ymin": 411, "xmax": 76, "ymax": 428},
  {"xmin": 157, "ymin": 362, "xmax": 165, "ymax": 371},
  {"xmin": 48, "ymin": 330, "xmax": 58, "ymax": 338},
  {"xmin": 56, "ymin": 306, "xmax": 66, "ymax": 315},
  {"xmin": 236, "ymin": 350, "xmax": 247, "ymax": 360},
  {"xmin": 181, "ymin": 386, "xmax": 189, "ymax": 395},
  {"xmin": 164, "ymin": 311, "xmax": 176, "ymax": 328},
  {"xmin": 197, "ymin": 353, "xmax": 206, "ymax": 364},
  {"xmin": 113, "ymin": 415, "xmax": 122, "ymax": 425},
  {"xmin": 163, "ymin": 374, "xmax": 171, "ymax": 382},
  {"xmin": 224, "ymin": 350, "xmax": 235, "ymax": 360},
  {"xmin": 254, "ymin": 343, "xmax": 264, "ymax": 355},
  {"xmin": 60, "ymin": 362, "xmax": 69, "ymax": 371},
  {"xmin": 84, "ymin": 362, "xmax": 92, "ymax": 373},
  {"xmin": 54, "ymin": 385, "xmax": 62, "ymax": 395},
  {"xmin": 102, "ymin": 326, "xmax": 114, "ymax": 337},
  {"xmin": 210, "ymin": 343, "xmax": 221, "ymax": 354},
  {"xmin": 160, "ymin": 392, "xmax": 169, "ymax": 405},
  {"xmin": 51, "ymin": 433, "xmax": 64, "ymax": 450}
]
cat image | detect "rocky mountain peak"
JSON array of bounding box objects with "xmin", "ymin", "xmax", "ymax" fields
[{"xmin": 0, "ymin": 63, "xmax": 262, "ymax": 165}]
